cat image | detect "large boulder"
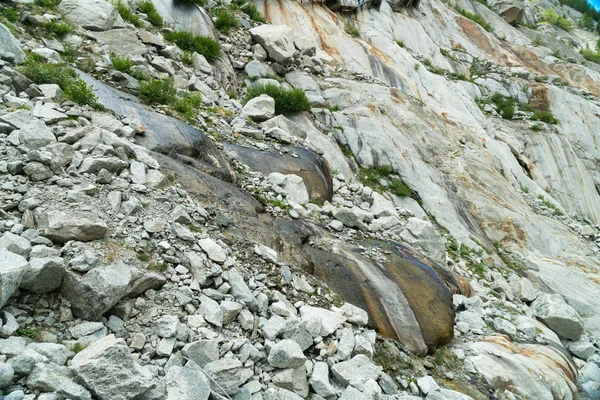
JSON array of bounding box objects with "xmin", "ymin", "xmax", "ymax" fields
[
  {"xmin": 34, "ymin": 209, "xmax": 108, "ymax": 244},
  {"xmin": 71, "ymin": 335, "xmax": 159, "ymax": 400},
  {"xmin": 20, "ymin": 257, "xmax": 65, "ymax": 293},
  {"xmin": 400, "ymin": 217, "xmax": 446, "ymax": 262},
  {"xmin": 58, "ymin": 0, "xmax": 125, "ymax": 31},
  {"xmin": 61, "ymin": 263, "xmax": 132, "ymax": 321},
  {"xmin": 18, "ymin": 119, "xmax": 56, "ymax": 150},
  {"xmin": 249, "ymin": 25, "xmax": 296, "ymax": 64},
  {"xmin": 0, "ymin": 249, "xmax": 29, "ymax": 308},
  {"xmin": 164, "ymin": 361, "xmax": 211, "ymax": 400},
  {"xmin": 268, "ymin": 173, "xmax": 310, "ymax": 205},
  {"xmin": 487, "ymin": 0, "xmax": 524, "ymax": 25},
  {"xmin": 242, "ymin": 94, "xmax": 275, "ymax": 121},
  {"xmin": 0, "ymin": 23, "xmax": 25, "ymax": 63},
  {"xmin": 531, "ymin": 294, "xmax": 584, "ymax": 340}
]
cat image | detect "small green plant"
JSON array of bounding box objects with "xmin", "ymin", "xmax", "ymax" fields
[
  {"xmin": 115, "ymin": 1, "xmax": 142, "ymax": 27},
  {"xmin": 537, "ymin": 194, "xmax": 564, "ymax": 216},
  {"xmin": 345, "ymin": 22, "xmax": 360, "ymax": 37},
  {"xmin": 139, "ymin": 0, "xmax": 163, "ymax": 27},
  {"xmin": 2, "ymin": 7, "xmax": 21, "ymax": 22},
  {"xmin": 148, "ymin": 260, "xmax": 169, "ymax": 272},
  {"xmin": 34, "ymin": 0, "xmax": 59, "ymax": 8},
  {"xmin": 540, "ymin": 8, "xmax": 573, "ymax": 31},
  {"xmin": 72, "ymin": 343, "xmax": 86, "ymax": 353},
  {"xmin": 455, "ymin": 6, "xmax": 492, "ymax": 32},
  {"xmin": 581, "ymin": 48, "xmax": 600, "ymax": 64},
  {"xmin": 110, "ymin": 53, "xmax": 134, "ymax": 73},
  {"xmin": 137, "ymin": 251, "xmax": 151, "ymax": 262},
  {"xmin": 240, "ymin": 3, "xmax": 265, "ymax": 22},
  {"xmin": 226, "ymin": 88, "xmax": 237, "ymax": 99},
  {"xmin": 358, "ymin": 165, "xmax": 412, "ymax": 197},
  {"xmin": 166, "ymin": 172, "xmax": 176, "ymax": 183},
  {"xmin": 532, "ymin": 35, "xmax": 543, "ymax": 46},
  {"xmin": 414, "ymin": 63, "xmax": 420, "ymax": 71},
  {"xmin": 395, "ymin": 40, "xmax": 405, "ymax": 48},
  {"xmin": 139, "ymin": 77, "xmax": 177, "ymax": 105},
  {"xmin": 17, "ymin": 328, "xmax": 37, "ymax": 339},
  {"xmin": 530, "ymin": 123, "xmax": 544, "ymax": 131},
  {"xmin": 180, "ymin": 51, "xmax": 195, "ymax": 66},
  {"xmin": 19, "ymin": 54, "xmax": 100, "ymax": 107},
  {"xmin": 214, "ymin": 7, "xmax": 239, "ymax": 34},
  {"xmin": 245, "ymin": 83, "xmax": 311, "ymax": 115},
  {"xmin": 176, "ymin": 0, "xmax": 207, "ymax": 5},
  {"xmin": 531, "ymin": 109, "xmax": 558, "ymax": 124},
  {"xmin": 60, "ymin": 43, "xmax": 78, "ymax": 63},
  {"xmin": 44, "ymin": 20, "xmax": 74, "ymax": 37},
  {"xmin": 483, "ymin": 92, "xmax": 515, "ymax": 120},
  {"xmin": 163, "ymin": 30, "xmax": 221, "ymax": 61},
  {"xmin": 173, "ymin": 91, "xmax": 202, "ymax": 120}
]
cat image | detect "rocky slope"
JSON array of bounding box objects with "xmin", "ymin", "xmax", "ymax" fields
[{"xmin": 0, "ymin": 0, "xmax": 600, "ymax": 398}]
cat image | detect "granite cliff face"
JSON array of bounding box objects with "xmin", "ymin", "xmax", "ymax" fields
[{"xmin": 1, "ymin": 0, "xmax": 600, "ymax": 397}]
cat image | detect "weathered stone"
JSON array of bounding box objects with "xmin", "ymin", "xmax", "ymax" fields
[
  {"xmin": 58, "ymin": 0, "xmax": 124, "ymax": 31},
  {"xmin": 203, "ymin": 358, "xmax": 246, "ymax": 395},
  {"xmin": 331, "ymin": 354, "xmax": 382, "ymax": 387},
  {"xmin": 71, "ymin": 335, "xmax": 157, "ymax": 400},
  {"xmin": 20, "ymin": 257, "xmax": 64, "ymax": 293},
  {"xmin": 300, "ymin": 306, "xmax": 346, "ymax": 337},
  {"xmin": 272, "ymin": 366, "xmax": 309, "ymax": 397},
  {"xmin": 242, "ymin": 94, "xmax": 275, "ymax": 121},
  {"xmin": 0, "ymin": 232, "xmax": 31, "ymax": 258},
  {"xmin": 198, "ymin": 238, "xmax": 227, "ymax": 263},
  {"xmin": 268, "ymin": 339, "xmax": 307, "ymax": 369},
  {"xmin": 531, "ymin": 294, "xmax": 584, "ymax": 340},
  {"xmin": 61, "ymin": 263, "xmax": 132, "ymax": 321},
  {"xmin": 182, "ymin": 340, "xmax": 219, "ymax": 368},
  {"xmin": 27, "ymin": 363, "xmax": 91, "ymax": 400},
  {"xmin": 0, "ymin": 23, "xmax": 25, "ymax": 63},
  {"xmin": 19, "ymin": 119, "xmax": 56, "ymax": 150},
  {"xmin": 0, "ymin": 249, "xmax": 29, "ymax": 307},
  {"xmin": 249, "ymin": 25, "xmax": 296, "ymax": 63},
  {"xmin": 309, "ymin": 362, "xmax": 336, "ymax": 397},
  {"xmin": 35, "ymin": 210, "xmax": 108, "ymax": 244},
  {"xmin": 164, "ymin": 360, "xmax": 211, "ymax": 400}
]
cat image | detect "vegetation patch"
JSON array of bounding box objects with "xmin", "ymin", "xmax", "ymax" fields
[
  {"xmin": 345, "ymin": 22, "xmax": 360, "ymax": 37},
  {"xmin": 176, "ymin": 0, "xmax": 207, "ymax": 6},
  {"xmin": 139, "ymin": 77, "xmax": 177, "ymax": 105},
  {"xmin": 240, "ymin": 3, "xmax": 265, "ymax": 23},
  {"xmin": 163, "ymin": 30, "xmax": 221, "ymax": 61},
  {"xmin": 2, "ymin": 7, "xmax": 21, "ymax": 23},
  {"xmin": 537, "ymin": 194, "xmax": 564, "ymax": 216},
  {"xmin": 110, "ymin": 53, "xmax": 134, "ymax": 74},
  {"xmin": 358, "ymin": 165, "xmax": 412, "ymax": 197},
  {"xmin": 115, "ymin": 0, "xmax": 142, "ymax": 27},
  {"xmin": 530, "ymin": 109, "xmax": 558, "ymax": 124},
  {"xmin": 455, "ymin": 6, "xmax": 492, "ymax": 32},
  {"xmin": 581, "ymin": 47, "xmax": 600, "ymax": 64},
  {"xmin": 19, "ymin": 54, "xmax": 100, "ymax": 108},
  {"xmin": 539, "ymin": 9, "xmax": 573, "ymax": 31},
  {"xmin": 139, "ymin": 0, "xmax": 163, "ymax": 27},
  {"xmin": 214, "ymin": 7, "xmax": 239, "ymax": 34},
  {"xmin": 180, "ymin": 51, "xmax": 194, "ymax": 66},
  {"xmin": 245, "ymin": 83, "xmax": 311, "ymax": 115}
]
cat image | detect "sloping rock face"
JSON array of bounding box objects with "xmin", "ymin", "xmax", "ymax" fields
[
  {"xmin": 259, "ymin": 0, "xmax": 600, "ymax": 341},
  {"xmin": 225, "ymin": 144, "xmax": 334, "ymax": 203},
  {"xmin": 0, "ymin": 24, "xmax": 24, "ymax": 63},
  {"xmin": 150, "ymin": 0, "xmax": 217, "ymax": 39},
  {"xmin": 462, "ymin": 336, "xmax": 578, "ymax": 399},
  {"xmin": 77, "ymin": 71, "xmax": 235, "ymax": 182}
]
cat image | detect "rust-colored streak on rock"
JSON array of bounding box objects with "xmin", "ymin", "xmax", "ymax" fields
[
  {"xmin": 529, "ymin": 83, "xmax": 550, "ymax": 111},
  {"xmin": 454, "ymin": 17, "xmax": 506, "ymax": 64}
]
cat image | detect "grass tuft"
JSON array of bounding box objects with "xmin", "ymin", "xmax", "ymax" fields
[
  {"xmin": 240, "ymin": 3, "xmax": 265, "ymax": 22},
  {"xmin": 214, "ymin": 7, "xmax": 239, "ymax": 34},
  {"xmin": 115, "ymin": 0, "xmax": 142, "ymax": 27},
  {"xmin": 245, "ymin": 83, "xmax": 311, "ymax": 115},
  {"xmin": 455, "ymin": 6, "xmax": 492, "ymax": 32},
  {"xmin": 110, "ymin": 53, "xmax": 134, "ymax": 74},
  {"xmin": 139, "ymin": 0, "xmax": 163, "ymax": 27},
  {"xmin": 163, "ymin": 30, "xmax": 221, "ymax": 61}
]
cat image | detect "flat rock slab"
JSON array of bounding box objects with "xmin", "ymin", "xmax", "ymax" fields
[
  {"xmin": 89, "ymin": 29, "xmax": 146, "ymax": 58},
  {"xmin": 34, "ymin": 209, "xmax": 107, "ymax": 244}
]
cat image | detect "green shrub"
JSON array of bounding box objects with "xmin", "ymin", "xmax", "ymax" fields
[
  {"xmin": 531, "ymin": 109, "xmax": 558, "ymax": 124},
  {"xmin": 173, "ymin": 91, "xmax": 202, "ymax": 120},
  {"xmin": 44, "ymin": 21, "xmax": 74, "ymax": 36},
  {"xmin": 396, "ymin": 40, "xmax": 405, "ymax": 48},
  {"xmin": 110, "ymin": 54, "xmax": 134, "ymax": 73},
  {"xmin": 214, "ymin": 8, "xmax": 239, "ymax": 34},
  {"xmin": 139, "ymin": 77, "xmax": 177, "ymax": 105},
  {"xmin": 581, "ymin": 48, "xmax": 600, "ymax": 63},
  {"xmin": 163, "ymin": 30, "xmax": 221, "ymax": 61},
  {"xmin": 34, "ymin": 0, "xmax": 59, "ymax": 8},
  {"xmin": 245, "ymin": 83, "xmax": 311, "ymax": 115},
  {"xmin": 180, "ymin": 51, "xmax": 194, "ymax": 66},
  {"xmin": 139, "ymin": 1, "xmax": 162, "ymax": 27},
  {"xmin": 115, "ymin": 1, "xmax": 142, "ymax": 27},
  {"xmin": 540, "ymin": 8, "xmax": 573, "ymax": 31},
  {"xmin": 176, "ymin": 0, "xmax": 206, "ymax": 5},
  {"xmin": 1, "ymin": 7, "xmax": 21, "ymax": 23},
  {"xmin": 19, "ymin": 54, "xmax": 100, "ymax": 107},
  {"xmin": 358, "ymin": 165, "xmax": 412, "ymax": 197},
  {"xmin": 455, "ymin": 7, "xmax": 492, "ymax": 32},
  {"xmin": 490, "ymin": 93, "xmax": 515, "ymax": 120},
  {"xmin": 240, "ymin": 3, "xmax": 265, "ymax": 22},
  {"xmin": 345, "ymin": 22, "xmax": 360, "ymax": 37},
  {"xmin": 579, "ymin": 12, "xmax": 595, "ymax": 30},
  {"xmin": 530, "ymin": 123, "xmax": 544, "ymax": 131}
]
